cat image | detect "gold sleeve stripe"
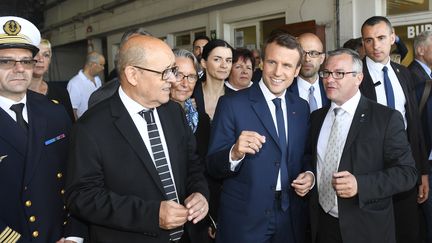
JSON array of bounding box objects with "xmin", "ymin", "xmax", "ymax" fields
[
  {"xmin": 5, "ymin": 231, "xmax": 20, "ymax": 243},
  {"xmin": 4, "ymin": 231, "xmax": 17, "ymax": 243},
  {"xmin": 0, "ymin": 227, "xmax": 12, "ymax": 241}
]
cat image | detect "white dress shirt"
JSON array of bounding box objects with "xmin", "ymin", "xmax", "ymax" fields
[
  {"xmin": 0, "ymin": 95, "xmax": 28, "ymax": 122},
  {"xmin": 297, "ymin": 76, "xmax": 323, "ymax": 109},
  {"xmin": 317, "ymin": 90, "xmax": 360, "ymax": 217},
  {"xmin": 365, "ymin": 57, "xmax": 407, "ymax": 128},
  {"xmin": 118, "ymin": 87, "xmax": 179, "ymax": 193}
]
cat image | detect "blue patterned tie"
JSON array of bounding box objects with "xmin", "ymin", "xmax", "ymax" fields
[
  {"xmin": 184, "ymin": 98, "xmax": 198, "ymax": 133},
  {"xmin": 382, "ymin": 66, "xmax": 395, "ymax": 109},
  {"xmin": 308, "ymin": 86, "xmax": 318, "ymax": 112},
  {"xmin": 139, "ymin": 109, "xmax": 183, "ymax": 242},
  {"xmin": 272, "ymin": 98, "xmax": 289, "ymax": 211}
]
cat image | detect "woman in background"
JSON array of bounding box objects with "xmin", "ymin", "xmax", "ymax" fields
[
  {"xmin": 193, "ymin": 39, "xmax": 234, "ymax": 121},
  {"xmin": 29, "ymin": 39, "xmax": 75, "ymax": 121},
  {"xmin": 225, "ymin": 48, "xmax": 254, "ymax": 91}
]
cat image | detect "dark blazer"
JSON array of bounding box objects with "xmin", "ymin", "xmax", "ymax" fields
[
  {"xmin": 65, "ymin": 93, "xmax": 209, "ymax": 243},
  {"xmin": 207, "ymin": 83, "xmax": 310, "ymax": 243},
  {"xmin": 359, "ymin": 60, "xmax": 428, "ymax": 176},
  {"xmin": 288, "ymin": 77, "xmax": 330, "ymax": 108},
  {"xmin": 192, "ymin": 81, "xmax": 234, "ymax": 121},
  {"xmin": 87, "ymin": 78, "xmax": 120, "ymax": 109},
  {"xmin": 47, "ymin": 82, "xmax": 75, "ymax": 122},
  {"xmin": 408, "ymin": 60, "xmax": 432, "ymax": 162},
  {"xmin": 0, "ymin": 90, "xmax": 85, "ymax": 242},
  {"xmin": 309, "ymin": 96, "xmax": 417, "ymax": 243}
]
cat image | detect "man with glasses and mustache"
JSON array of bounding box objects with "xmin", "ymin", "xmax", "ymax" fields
[
  {"xmin": 67, "ymin": 51, "xmax": 105, "ymax": 120},
  {"xmin": 289, "ymin": 33, "xmax": 329, "ymax": 113},
  {"xmin": 0, "ymin": 16, "xmax": 86, "ymax": 242},
  {"xmin": 308, "ymin": 48, "xmax": 417, "ymax": 243},
  {"xmin": 65, "ymin": 35, "xmax": 209, "ymax": 243}
]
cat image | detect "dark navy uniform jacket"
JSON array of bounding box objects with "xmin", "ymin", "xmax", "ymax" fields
[{"xmin": 0, "ymin": 90, "xmax": 85, "ymax": 242}]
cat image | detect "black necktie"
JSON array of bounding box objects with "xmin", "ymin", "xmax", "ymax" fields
[
  {"xmin": 272, "ymin": 98, "xmax": 289, "ymax": 211},
  {"xmin": 10, "ymin": 103, "xmax": 28, "ymax": 132},
  {"xmin": 138, "ymin": 109, "xmax": 183, "ymax": 241},
  {"xmin": 382, "ymin": 66, "xmax": 395, "ymax": 109}
]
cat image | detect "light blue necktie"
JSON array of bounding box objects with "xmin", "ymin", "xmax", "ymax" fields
[{"xmin": 308, "ymin": 86, "xmax": 318, "ymax": 112}]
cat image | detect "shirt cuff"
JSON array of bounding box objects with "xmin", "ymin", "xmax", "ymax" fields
[
  {"xmin": 305, "ymin": 171, "xmax": 315, "ymax": 190},
  {"xmin": 65, "ymin": 237, "xmax": 84, "ymax": 243},
  {"xmin": 229, "ymin": 144, "xmax": 245, "ymax": 171}
]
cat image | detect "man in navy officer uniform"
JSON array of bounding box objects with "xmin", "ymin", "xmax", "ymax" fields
[{"xmin": 0, "ymin": 16, "xmax": 86, "ymax": 242}]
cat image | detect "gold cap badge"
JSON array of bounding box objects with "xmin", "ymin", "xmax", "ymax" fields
[{"xmin": 3, "ymin": 20, "xmax": 21, "ymax": 36}]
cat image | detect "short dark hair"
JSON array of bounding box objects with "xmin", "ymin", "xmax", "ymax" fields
[
  {"xmin": 361, "ymin": 16, "xmax": 393, "ymax": 34},
  {"xmin": 193, "ymin": 36, "xmax": 210, "ymax": 46},
  {"xmin": 343, "ymin": 38, "xmax": 362, "ymax": 51},
  {"xmin": 263, "ymin": 33, "xmax": 303, "ymax": 67},
  {"xmin": 201, "ymin": 39, "xmax": 234, "ymax": 61},
  {"xmin": 232, "ymin": 48, "xmax": 255, "ymax": 70}
]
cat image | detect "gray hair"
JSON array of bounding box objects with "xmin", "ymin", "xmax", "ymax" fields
[
  {"xmin": 413, "ymin": 30, "xmax": 432, "ymax": 57},
  {"xmin": 326, "ymin": 48, "xmax": 363, "ymax": 73},
  {"xmin": 172, "ymin": 48, "xmax": 199, "ymax": 74},
  {"xmin": 86, "ymin": 51, "xmax": 104, "ymax": 65}
]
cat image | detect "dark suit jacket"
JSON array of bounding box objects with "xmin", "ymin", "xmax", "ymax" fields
[
  {"xmin": 0, "ymin": 90, "xmax": 85, "ymax": 242},
  {"xmin": 87, "ymin": 78, "xmax": 120, "ymax": 109},
  {"xmin": 65, "ymin": 93, "xmax": 209, "ymax": 243},
  {"xmin": 288, "ymin": 77, "xmax": 330, "ymax": 109},
  {"xmin": 207, "ymin": 83, "xmax": 310, "ymax": 243},
  {"xmin": 359, "ymin": 60, "xmax": 428, "ymax": 176},
  {"xmin": 408, "ymin": 60, "xmax": 432, "ymax": 162},
  {"xmin": 308, "ymin": 96, "xmax": 417, "ymax": 243}
]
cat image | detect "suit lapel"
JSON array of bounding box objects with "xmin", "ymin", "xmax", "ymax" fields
[
  {"xmin": 156, "ymin": 104, "xmax": 182, "ymax": 197},
  {"xmin": 111, "ymin": 95, "xmax": 165, "ymax": 195},
  {"xmin": 23, "ymin": 93, "xmax": 47, "ymax": 184},
  {"xmin": 391, "ymin": 62, "xmax": 410, "ymax": 97},
  {"xmin": 361, "ymin": 60, "xmax": 378, "ymax": 101},
  {"xmin": 0, "ymin": 106, "xmax": 27, "ymax": 156},
  {"xmin": 338, "ymin": 96, "xmax": 368, "ymax": 171},
  {"xmin": 318, "ymin": 78, "xmax": 330, "ymax": 106},
  {"xmin": 250, "ymin": 84, "xmax": 280, "ymax": 150}
]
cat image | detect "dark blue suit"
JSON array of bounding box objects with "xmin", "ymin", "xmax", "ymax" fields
[
  {"xmin": 0, "ymin": 91, "xmax": 85, "ymax": 242},
  {"xmin": 207, "ymin": 82, "xmax": 310, "ymax": 243},
  {"xmin": 288, "ymin": 77, "xmax": 330, "ymax": 109}
]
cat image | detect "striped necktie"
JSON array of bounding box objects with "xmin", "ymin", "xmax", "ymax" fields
[{"xmin": 139, "ymin": 109, "xmax": 183, "ymax": 241}]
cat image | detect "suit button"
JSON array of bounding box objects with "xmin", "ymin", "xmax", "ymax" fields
[
  {"xmin": 63, "ymin": 221, "xmax": 67, "ymax": 225},
  {"xmin": 32, "ymin": 231, "xmax": 39, "ymax": 238},
  {"xmin": 24, "ymin": 186, "xmax": 28, "ymax": 191},
  {"xmin": 57, "ymin": 172, "xmax": 63, "ymax": 179},
  {"xmin": 25, "ymin": 200, "xmax": 32, "ymax": 207},
  {"xmin": 275, "ymin": 162, "xmax": 280, "ymax": 167},
  {"xmin": 29, "ymin": 216, "xmax": 36, "ymax": 222},
  {"xmin": 270, "ymin": 185, "xmax": 275, "ymax": 190},
  {"xmin": 60, "ymin": 189, "xmax": 65, "ymax": 195},
  {"xmin": 265, "ymin": 209, "xmax": 271, "ymax": 216},
  {"xmin": 63, "ymin": 205, "xmax": 66, "ymax": 210}
]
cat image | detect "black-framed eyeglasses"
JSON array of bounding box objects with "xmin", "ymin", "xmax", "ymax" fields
[
  {"xmin": 319, "ymin": 70, "xmax": 358, "ymax": 79},
  {"xmin": 304, "ymin": 51, "xmax": 324, "ymax": 58},
  {"xmin": 0, "ymin": 59, "xmax": 37, "ymax": 69},
  {"xmin": 176, "ymin": 72, "xmax": 198, "ymax": 83},
  {"xmin": 133, "ymin": 65, "xmax": 179, "ymax": 80}
]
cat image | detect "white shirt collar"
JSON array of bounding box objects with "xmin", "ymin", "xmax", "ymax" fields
[
  {"xmin": 329, "ymin": 90, "xmax": 361, "ymax": 116},
  {"xmin": 259, "ymin": 79, "xmax": 286, "ymax": 103},
  {"xmin": 297, "ymin": 76, "xmax": 320, "ymax": 92},
  {"xmin": 0, "ymin": 94, "xmax": 28, "ymax": 121},
  {"xmin": 118, "ymin": 86, "xmax": 150, "ymax": 114}
]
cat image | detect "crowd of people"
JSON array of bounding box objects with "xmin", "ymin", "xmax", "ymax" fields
[{"xmin": 0, "ymin": 13, "xmax": 431, "ymax": 243}]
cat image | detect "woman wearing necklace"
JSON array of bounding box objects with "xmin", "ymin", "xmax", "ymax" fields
[
  {"xmin": 29, "ymin": 39, "xmax": 75, "ymax": 121},
  {"xmin": 193, "ymin": 39, "xmax": 234, "ymax": 121}
]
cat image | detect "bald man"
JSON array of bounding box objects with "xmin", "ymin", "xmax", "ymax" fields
[
  {"xmin": 65, "ymin": 35, "xmax": 209, "ymax": 243},
  {"xmin": 288, "ymin": 33, "xmax": 329, "ymax": 112}
]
